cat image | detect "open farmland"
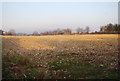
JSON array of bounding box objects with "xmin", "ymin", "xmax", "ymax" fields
[{"xmin": 2, "ymin": 34, "xmax": 119, "ymax": 79}]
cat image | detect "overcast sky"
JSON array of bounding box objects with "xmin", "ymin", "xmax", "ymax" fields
[{"xmin": 0, "ymin": 2, "xmax": 118, "ymax": 33}]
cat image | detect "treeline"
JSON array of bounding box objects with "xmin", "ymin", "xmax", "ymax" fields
[
  {"xmin": 0, "ymin": 23, "xmax": 120, "ymax": 35},
  {"xmin": 0, "ymin": 27, "xmax": 90, "ymax": 36},
  {"xmin": 33, "ymin": 27, "xmax": 90, "ymax": 36},
  {"xmin": 98, "ymin": 23, "xmax": 120, "ymax": 34},
  {"xmin": 33, "ymin": 28, "xmax": 72, "ymax": 36}
]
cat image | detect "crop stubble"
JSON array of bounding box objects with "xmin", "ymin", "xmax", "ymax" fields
[{"xmin": 2, "ymin": 34, "xmax": 119, "ymax": 79}]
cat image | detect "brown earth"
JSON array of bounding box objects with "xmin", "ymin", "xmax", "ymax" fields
[{"xmin": 2, "ymin": 34, "xmax": 119, "ymax": 79}]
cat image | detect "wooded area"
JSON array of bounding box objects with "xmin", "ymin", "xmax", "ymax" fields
[{"xmin": 0, "ymin": 23, "xmax": 120, "ymax": 35}]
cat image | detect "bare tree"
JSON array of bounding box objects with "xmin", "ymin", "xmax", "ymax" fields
[
  {"xmin": 76, "ymin": 27, "xmax": 81, "ymax": 34},
  {"xmin": 40, "ymin": 28, "xmax": 72, "ymax": 35},
  {"xmin": 8, "ymin": 29, "xmax": 16, "ymax": 35},
  {"xmin": 85, "ymin": 26, "xmax": 90, "ymax": 33},
  {"xmin": 64, "ymin": 28, "xmax": 72, "ymax": 34},
  {"xmin": 80, "ymin": 28, "xmax": 84, "ymax": 33},
  {"xmin": 76, "ymin": 27, "xmax": 84, "ymax": 34},
  {"xmin": 67, "ymin": 28, "xmax": 72, "ymax": 34},
  {"xmin": 33, "ymin": 31, "xmax": 39, "ymax": 36}
]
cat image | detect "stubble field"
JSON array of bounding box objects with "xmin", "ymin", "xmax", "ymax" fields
[{"xmin": 2, "ymin": 34, "xmax": 119, "ymax": 79}]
